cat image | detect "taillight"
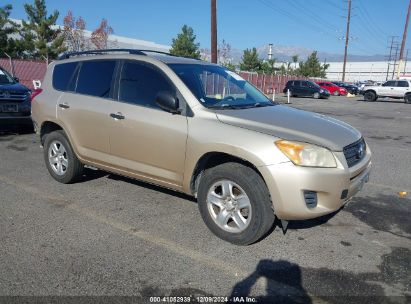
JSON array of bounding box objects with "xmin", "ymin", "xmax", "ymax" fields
[{"xmin": 31, "ymin": 88, "xmax": 43, "ymax": 101}]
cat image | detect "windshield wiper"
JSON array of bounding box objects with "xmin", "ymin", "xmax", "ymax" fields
[{"xmin": 208, "ymin": 104, "xmax": 240, "ymax": 110}]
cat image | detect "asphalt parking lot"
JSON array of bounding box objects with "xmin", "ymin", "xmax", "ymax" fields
[{"xmin": 0, "ymin": 95, "xmax": 410, "ymax": 303}]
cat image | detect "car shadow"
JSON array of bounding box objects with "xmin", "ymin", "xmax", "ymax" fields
[
  {"xmin": 106, "ymin": 173, "xmax": 196, "ymax": 203},
  {"xmin": 285, "ymin": 210, "xmax": 340, "ymax": 230},
  {"xmin": 0, "ymin": 125, "xmax": 34, "ymax": 135},
  {"xmin": 229, "ymin": 259, "xmax": 311, "ymax": 304},
  {"xmin": 358, "ymin": 98, "xmax": 406, "ymax": 104}
]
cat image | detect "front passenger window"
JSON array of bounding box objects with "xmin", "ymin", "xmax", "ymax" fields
[{"xmin": 119, "ymin": 61, "xmax": 175, "ymax": 109}]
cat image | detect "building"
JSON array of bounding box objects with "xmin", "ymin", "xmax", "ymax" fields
[{"xmin": 325, "ymin": 61, "xmax": 411, "ymax": 82}]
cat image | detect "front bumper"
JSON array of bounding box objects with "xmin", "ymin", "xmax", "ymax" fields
[{"xmin": 259, "ymin": 148, "xmax": 371, "ymax": 220}]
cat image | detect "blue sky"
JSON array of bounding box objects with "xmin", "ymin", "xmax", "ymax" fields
[{"xmin": 8, "ymin": 0, "xmax": 410, "ymax": 56}]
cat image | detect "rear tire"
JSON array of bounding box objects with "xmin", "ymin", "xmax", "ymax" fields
[
  {"xmin": 364, "ymin": 91, "xmax": 377, "ymax": 102},
  {"xmin": 197, "ymin": 162, "xmax": 275, "ymax": 245},
  {"xmin": 405, "ymin": 94, "xmax": 411, "ymax": 104},
  {"xmin": 43, "ymin": 130, "xmax": 84, "ymax": 184}
]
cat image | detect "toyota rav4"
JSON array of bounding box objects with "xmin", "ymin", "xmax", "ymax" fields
[{"xmin": 31, "ymin": 49, "xmax": 372, "ymax": 245}]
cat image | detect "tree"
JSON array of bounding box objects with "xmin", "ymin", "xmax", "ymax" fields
[
  {"xmin": 218, "ymin": 39, "xmax": 231, "ymax": 64},
  {"xmin": 0, "ymin": 4, "xmax": 15, "ymax": 54},
  {"xmin": 291, "ymin": 54, "xmax": 299, "ymax": 69},
  {"xmin": 91, "ymin": 18, "xmax": 113, "ymax": 50},
  {"xmin": 239, "ymin": 47, "xmax": 261, "ymax": 71},
  {"xmin": 170, "ymin": 25, "xmax": 200, "ymax": 59},
  {"xmin": 62, "ymin": 10, "xmax": 87, "ymax": 52},
  {"xmin": 0, "ymin": 4, "xmax": 27, "ymax": 58},
  {"xmin": 298, "ymin": 51, "xmax": 329, "ymax": 78},
  {"xmin": 260, "ymin": 58, "xmax": 277, "ymax": 74},
  {"xmin": 20, "ymin": 0, "xmax": 65, "ymax": 60}
]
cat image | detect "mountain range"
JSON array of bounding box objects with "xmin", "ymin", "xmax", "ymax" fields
[{"xmin": 215, "ymin": 44, "xmax": 386, "ymax": 63}]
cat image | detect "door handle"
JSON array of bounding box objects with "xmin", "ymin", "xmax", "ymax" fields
[
  {"xmin": 58, "ymin": 103, "xmax": 70, "ymax": 109},
  {"xmin": 110, "ymin": 112, "xmax": 125, "ymax": 120}
]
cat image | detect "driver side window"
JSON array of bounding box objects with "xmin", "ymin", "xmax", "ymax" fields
[{"xmin": 118, "ymin": 61, "xmax": 175, "ymax": 109}]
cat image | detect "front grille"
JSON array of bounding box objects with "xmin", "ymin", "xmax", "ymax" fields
[
  {"xmin": 0, "ymin": 91, "xmax": 28, "ymax": 103},
  {"xmin": 343, "ymin": 138, "xmax": 366, "ymax": 168}
]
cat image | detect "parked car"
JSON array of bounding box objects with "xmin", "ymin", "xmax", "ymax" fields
[
  {"xmin": 316, "ymin": 81, "xmax": 348, "ymax": 96},
  {"xmin": 331, "ymin": 81, "xmax": 359, "ymax": 95},
  {"xmin": 362, "ymin": 79, "xmax": 411, "ymax": 103},
  {"xmin": 32, "ymin": 49, "xmax": 371, "ymax": 245},
  {"xmin": 283, "ymin": 80, "xmax": 330, "ymax": 99},
  {"xmin": 0, "ymin": 66, "xmax": 32, "ymax": 128}
]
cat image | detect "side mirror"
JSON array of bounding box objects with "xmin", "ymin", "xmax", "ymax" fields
[
  {"xmin": 13, "ymin": 77, "xmax": 19, "ymax": 83},
  {"xmin": 155, "ymin": 91, "xmax": 180, "ymax": 114}
]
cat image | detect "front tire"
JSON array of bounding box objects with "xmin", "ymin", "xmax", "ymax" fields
[
  {"xmin": 43, "ymin": 130, "xmax": 84, "ymax": 184},
  {"xmin": 364, "ymin": 91, "xmax": 377, "ymax": 102},
  {"xmin": 333, "ymin": 90, "xmax": 339, "ymax": 96},
  {"xmin": 313, "ymin": 92, "xmax": 320, "ymax": 99},
  {"xmin": 197, "ymin": 162, "xmax": 275, "ymax": 245},
  {"xmin": 405, "ymin": 94, "xmax": 411, "ymax": 104}
]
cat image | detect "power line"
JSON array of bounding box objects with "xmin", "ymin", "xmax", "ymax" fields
[
  {"xmin": 257, "ymin": 0, "xmax": 338, "ymax": 38},
  {"xmin": 287, "ymin": 0, "xmax": 340, "ymax": 33}
]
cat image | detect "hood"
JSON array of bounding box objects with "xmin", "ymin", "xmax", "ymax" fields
[
  {"xmin": 215, "ymin": 105, "xmax": 361, "ymax": 151},
  {"xmin": 0, "ymin": 82, "xmax": 30, "ymax": 93}
]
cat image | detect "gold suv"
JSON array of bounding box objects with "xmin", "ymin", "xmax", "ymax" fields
[{"xmin": 32, "ymin": 49, "xmax": 371, "ymax": 245}]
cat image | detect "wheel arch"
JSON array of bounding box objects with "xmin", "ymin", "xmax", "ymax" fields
[
  {"xmin": 40, "ymin": 120, "xmax": 64, "ymax": 145},
  {"xmin": 189, "ymin": 151, "xmax": 267, "ymax": 197}
]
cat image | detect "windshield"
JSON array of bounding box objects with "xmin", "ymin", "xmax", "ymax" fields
[
  {"xmin": 0, "ymin": 68, "xmax": 15, "ymax": 85},
  {"xmin": 168, "ymin": 64, "xmax": 275, "ymax": 109}
]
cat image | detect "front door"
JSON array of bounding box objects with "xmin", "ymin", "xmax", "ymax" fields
[
  {"xmin": 379, "ymin": 80, "xmax": 396, "ymax": 97},
  {"xmin": 108, "ymin": 60, "xmax": 188, "ymax": 187}
]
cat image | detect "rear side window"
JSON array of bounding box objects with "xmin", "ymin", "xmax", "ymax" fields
[
  {"xmin": 53, "ymin": 62, "xmax": 78, "ymax": 91},
  {"xmin": 397, "ymin": 81, "xmax": 409, "ymax": 87},
  {"xmin": 382, "ymin": 81, "xmax": 396, "ymax": 87},
  {"xmin": 293, "ymin": 81, "xmax": 300, "ymax": 86},
  {"xmin": 76, "ymin": 60, "xmax": 116, "ymax": 98},
  {"xmin": 118, "ymin": 61, "xmax": 175, "ymax": 109}
]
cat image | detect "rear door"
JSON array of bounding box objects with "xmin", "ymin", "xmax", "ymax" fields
[
  {"xmin": 107, "ymin": 60, "xmax": 188, "ymax": 186},
  {"xmin": 56, "ymin": 60, "xmax": 117, "ymax": 162},
  {"xmin": 292, "ymin": 81, "xmax": 301, "ymax": 96},
  {"xmin": 395, "ymin": 80, "xmax": 410, "ymax": 98}
]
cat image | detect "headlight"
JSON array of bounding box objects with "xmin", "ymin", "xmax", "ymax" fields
[
  {"xmin": 319, "ymin": 89, "xmax": 324, "ymax": 93},
  {"xmin": 275, "ymin": 140, "xmax": 337, "ymax": 168}
]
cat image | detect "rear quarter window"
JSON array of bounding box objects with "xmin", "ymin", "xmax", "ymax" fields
[{"xmin": 52, "ymin": 62, "xmax": 78, "ymax": 91}]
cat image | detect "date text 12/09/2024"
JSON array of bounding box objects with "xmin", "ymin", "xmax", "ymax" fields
[{"xmin": 149, "ymin": 296, "xmax": 257, "ymax": 303}]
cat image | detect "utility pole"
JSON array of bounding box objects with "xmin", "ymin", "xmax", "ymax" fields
[
  {"xmin": 342, "ymin": 0, "xmax": 352, "ymax": 82},
  {"xmin": 404, "ymin": 49, "xmax": 409, "ymax": 74},
  {"xmin": 396, "ymin": 0, "xmax": 411, "ymax": 78},
  {"xmin": 211, "ymin": 0, "xmax": 217, "ymax": 64},
  {"xmin": 386, "ymin": 36, "xmax": 398, "ymax": 80},
  {"xmin": 392, "ymin": 44, "xmax": 399, "ymax": 79}
]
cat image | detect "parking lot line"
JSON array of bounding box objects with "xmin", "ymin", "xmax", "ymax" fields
[{"xmin": 0, "ymin": 175, "xmax": 249, "ymax": 280}]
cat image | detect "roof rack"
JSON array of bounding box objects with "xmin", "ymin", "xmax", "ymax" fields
[{"xmin": 58, "ymin": 49, "xmax": 173, "ymax": 60}]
